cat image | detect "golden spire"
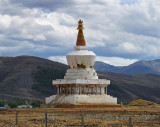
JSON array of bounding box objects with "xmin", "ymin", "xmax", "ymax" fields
[{"xmin": 76, "ymin": 19, "xmax": 86, "ymax": 46}]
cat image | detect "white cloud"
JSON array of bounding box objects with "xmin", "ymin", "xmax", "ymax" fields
[
  {"xmin": 0, "ymin": 0, "xmax": 160, "ymax": 61},
  {"xmin": 0, "ymin": 15, "xmax": 11, "ymax": 28},
  {"xmin": 48, "ymin": 56, "xmax": 67, "ymax": 64},
  {"xmin": 48, "ymin": 55, "xmax": 138, "ymax": 66},
  {"xmin": 96, "ymin": 56, "xmax": 138, "ymax": 66},
  {"xmin": 114, "ymin": 42, "xmax": 141, "ymax": 54}
]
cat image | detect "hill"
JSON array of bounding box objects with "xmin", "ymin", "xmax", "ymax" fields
[
  {"xmin": 94, "ymin": 61, "xmax": 121, "ymax": 72},
  {"xmin": 0, "ymin": 56, "xmax": 160, "ymax": 103},
  {"xmin": 127, "ymin": 99, "xmax": 160, "ymax": 109},
  {"xmin": 99, "ymin": 72, "xmax": 160, "ymax": 103},
  {"xmin": 0, "ymin": 56, "xmax": 67, "ymax": 101},
  {"xmin": 94, "ymin": 59, "xmax": 160, "ymax": 75}
]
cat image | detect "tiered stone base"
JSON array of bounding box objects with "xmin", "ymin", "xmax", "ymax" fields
[{"xmin": 46, "ymin": 94, "xmax": 117, "ymax": 108}]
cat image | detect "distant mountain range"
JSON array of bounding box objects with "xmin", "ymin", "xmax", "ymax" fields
[
  {"xmin": 94, "ymin": 59, "xmax": 160, "ymax": 75},
  {"xmin": 0, "ymin": 56, "xmax": 160, "ymax": 103}
]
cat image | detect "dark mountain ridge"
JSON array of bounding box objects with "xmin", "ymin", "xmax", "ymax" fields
[
  {"xmin": 0, "ymin": 56, "xmax": 67, "ymax": 101},
  {"xmin": 94, "ymin": 59, "xmax": 160, "ymax": 75},
  {"xmin": 0, "ymin": 56, "xmax": 160, "ymax": 103}
]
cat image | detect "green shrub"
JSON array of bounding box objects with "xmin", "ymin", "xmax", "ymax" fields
[
  {"xmin": 0, "ymin": 100, "xmax": 8, "ymax": 107},
  {"xmin": 17, "ymin": 101, "xmax": 25, "ymax": 105},
  {"xmin": 31, "ymin": 101, "xmax": 44, "ymax": 108},
  {"xmin": 8, "ymin": 101, "xmax": 18, "ymax": 108}
]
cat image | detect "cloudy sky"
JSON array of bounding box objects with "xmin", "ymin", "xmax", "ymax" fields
[{"xmin": 0, "ymin": 0, "xmax": 160, "ymax": 66}]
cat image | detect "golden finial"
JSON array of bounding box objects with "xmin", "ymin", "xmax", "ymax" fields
[
  {"xmin": 76, "ymin": 19, "xmax": 86, "ymax": 46},
  {"xmin": 77, "ymin": 19, "xmax": 84, "ymax": 30}
]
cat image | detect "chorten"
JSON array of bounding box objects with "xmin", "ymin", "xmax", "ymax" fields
[{"xmin": 46, "ymin": 20, "xmax": 117, "ymax": 107}]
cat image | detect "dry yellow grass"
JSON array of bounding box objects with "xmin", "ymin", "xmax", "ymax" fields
[
  {"xmin": 0, "ymin": 100, "xmax": 160, "ymax": 127},
  {"xmin": 128, "ymin": 99, "xmax": 160, "ymax": 108}
]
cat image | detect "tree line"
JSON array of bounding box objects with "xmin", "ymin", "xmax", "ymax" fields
[{"xmin": 0, "ymin": 100, "xmax": 44, "ymax": 108}]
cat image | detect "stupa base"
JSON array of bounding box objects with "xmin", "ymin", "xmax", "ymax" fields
[{"xmin": 46, "ymin": 94, "xmax": 117, "ymax": 108}]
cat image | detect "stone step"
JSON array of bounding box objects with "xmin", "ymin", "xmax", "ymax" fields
[
  {"xmin": 53, "ymin": 79, "xmax": 110, "ymax": 85},
  {"xmin": 66, "ymin": 68, "xmax": 96, "ymax": 73},
  {"xmin": 64, "ymin": 75, "xmax": 98, "ymax": 80},
  {"xmin": 65, "ymin": 72, "xmax": 97, "ymax": 77}
]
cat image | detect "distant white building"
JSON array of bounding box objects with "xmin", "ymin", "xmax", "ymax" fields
[
  {"xmin": 17, "ymin": 105, "xmax": 32, "ymax": 108},
  {"xmin": 46, "ymin": 20, "xmax": 117, "ymax": 108}
]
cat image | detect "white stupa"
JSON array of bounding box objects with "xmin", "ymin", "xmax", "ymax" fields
[{"xmin": 46, "ymin": 20, "xmax": 117, "ymax": 108}]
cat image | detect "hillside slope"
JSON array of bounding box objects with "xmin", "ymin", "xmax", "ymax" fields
[
  {"xmin": 94, "ymin": 60, "xmax": 160, "ymax": 75},
  {"xmin": 0, "ymin": 56, "xmax": 67, "ymax": 101},
  {"xmin": 99, "ymin": 72, "xmax": 160, "ymax": 103},
  {"xmin": 0, "ymin": 56, "xmax": 160, "ymax": 103},
  {"xmin": 94, "ymin": 61, "xmax": 121, "ymax": 72}
]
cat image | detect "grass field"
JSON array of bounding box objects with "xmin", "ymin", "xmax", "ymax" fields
[{"xmin": 0, "ymin": 104, "xmax": 160, "ymax": 127}]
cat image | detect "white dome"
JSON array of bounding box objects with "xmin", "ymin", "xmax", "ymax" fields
[{"xmin": 66, "ymin": 46, "xmax": 96, "ymax": 69}]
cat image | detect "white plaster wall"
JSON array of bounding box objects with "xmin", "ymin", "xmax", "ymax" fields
[
  {"xmin": 64, "ymin": 68, "xmax": 98, "ymax": 80},
  {"xmin": 66, "ymin": 69, "xmax": 97, "ymax": 76},
  {"xmin": 46, "ymin": 94, "xmax": 117, "ymax": 105},
  {"xmin": 101, "ymin": 87, "xmax": 104, "ymax": 94},
  {"xmin": 64, "ymin": 75, "xmax": 98, "ymax": 80},
  {"xmin": 76, "ymin": 95, "xmax": 117, "ymax": 104},
  {"xmin": 66, "ymin": 50, "xmax": 96, "ymax": 69},
  {"xmin": 46, "ymin": 95, "xmax": 55, "ymax": 104},
  {"xmin": 53, "ymin": 79, "xmax": 110, "ymax": 85},
  {"xmin": 67, "ymin": 68, "xmax": 96, "ymax": 73}
]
